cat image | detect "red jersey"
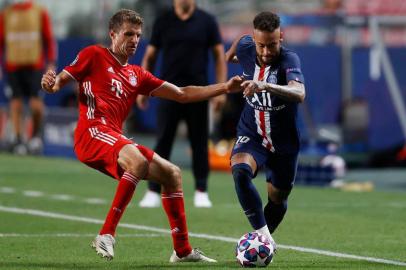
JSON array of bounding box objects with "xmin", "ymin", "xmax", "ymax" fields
[{"xmin": 64, "ymin": 45, "xmax": 164, "ymax": 135}]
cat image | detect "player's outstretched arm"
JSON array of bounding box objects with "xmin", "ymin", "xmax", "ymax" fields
[
  {"xmin": 152, "ymin": 75, "xmax": 244, "ymax": 103},
  {"xmin": 41, "ymin": 70, "xmax": 73, "ymax": 94},
  {"xmin": 242, "ymin": 80, "xmax": 305, "ymax": 103}
]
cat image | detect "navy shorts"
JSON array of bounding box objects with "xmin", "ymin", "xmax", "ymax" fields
[{"xmin": 231, "ymin": 134, "xmax": 298, "ymax": 190}]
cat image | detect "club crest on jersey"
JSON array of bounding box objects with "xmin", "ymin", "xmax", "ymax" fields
[
  {"xmin": 267, "ymin": 70, "xmax": 278, "ymax": 84},
  {"xmin": 267, "ymin": 74, "xmax": 278, "ymax": 84},
  {"xmin": 128, "ymin": 71, "xmax": 137, "ymax": 86}
]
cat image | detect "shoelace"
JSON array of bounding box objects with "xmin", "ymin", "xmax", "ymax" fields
[{"xmin": 104, "ymin": 235, "xmax": 115, "ymax": 247}]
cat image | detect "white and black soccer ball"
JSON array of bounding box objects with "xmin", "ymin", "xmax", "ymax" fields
[{"xmin": 235, "ymin": 232, "xmax": 274, "ymax": 267}]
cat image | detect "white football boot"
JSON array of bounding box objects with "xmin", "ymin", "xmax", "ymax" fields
[
  {"xmin": 256, "ymin": 226, "xmax": 277, "ymax": 252},
  {"xmin": 267, "ymin": 234, "xmax": 277, "ymax": 253},
  {"xmin": 91, "ymin": 234, "xmax": 115, "ymax": 260},
  {"xmin": 193, "ymin": 191, "xmax": 212, "ymax": 208},
  {"xmin": 169, "ymin": 248, "xmax": 217, "ymax": 263},
  {"xmin": 139, "ymin": 190, "xmax": 161, "ymax": 208}
]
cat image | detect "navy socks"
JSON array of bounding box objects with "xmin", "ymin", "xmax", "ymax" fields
[
  {"xmin": 264, "ymin": 198, "xmax": 287, "ymax": 233},
  {"xmin": 232, "ymin": 163, "xmax": 266, "ymax": 230}
]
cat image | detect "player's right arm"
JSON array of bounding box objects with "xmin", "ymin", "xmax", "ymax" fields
[
  {"xmin": 151, "ymin": 76, "xmax": 243, "ymax": 103},
  {"xmin": 225, "ymin": 35, "xmax": 245, "ymax": 63},
  {"xmin": 41, "ymin": 70, "xmax": 73, "ymax": 94}
]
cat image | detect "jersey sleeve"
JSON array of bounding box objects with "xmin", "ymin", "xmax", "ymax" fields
[
  {"xmin": 138, "ymin": 69, "xmax": 165, "ymax": 96},
  {"xmin": 236, "ymin": 35, "xmax": 255, "ymax": 63},
  {"xmin": 63, "ymin": 46, "xmax": 95, "ymax": 81},
  {"xmin": 282, "ymin": 52, "xmax": 305, "ymax": 84}
]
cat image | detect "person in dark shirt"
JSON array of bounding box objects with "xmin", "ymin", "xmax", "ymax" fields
[
  {"xmin": 225, "ymin": 11, "xmax": 306, "ymax": 254},
  {"xmin": 137, "ymin": 0, "xmax": 227, "ymax": 208}
]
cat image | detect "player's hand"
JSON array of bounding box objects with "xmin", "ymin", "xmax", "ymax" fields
[
  {"xmin": 241, "ymin": 80, "xmax": 267, "ymax": 97},
  {"xmin": 41, "ymin": 69, "xmax": 57, "ymax": 93},
  {"xmin": 136, "ymin": 95, "xmax": 149, "ymax": 110},
  {"xmin": 226, "ymin": 75, "xmax": 244, "ymax": 93}
]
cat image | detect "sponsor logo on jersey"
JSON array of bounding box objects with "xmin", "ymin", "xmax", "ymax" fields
[{"xmin": 111, "ymin": 79, "xmax": 124, "ymax": 98}]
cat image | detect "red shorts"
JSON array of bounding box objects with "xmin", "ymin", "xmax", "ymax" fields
[{"xmin": 74, "ymin": 125, "xmax": 154, "ymax": 180}]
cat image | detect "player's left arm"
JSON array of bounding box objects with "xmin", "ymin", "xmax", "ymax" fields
[
  {"xmin": 242, "ymin": 80, "xmax": 305, "ymax": 103},
  {"xmin": 242, "ymin": 52, "xmax": 305, "ymax": 102},
  {"xmin": 151, "ymin": 76, "xmax": 243, "ymax": 103}
]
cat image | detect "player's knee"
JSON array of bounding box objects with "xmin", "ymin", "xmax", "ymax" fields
[
  {"xmin": 268, "ymin": 188, "xmax": 290, "ymax": 204},
  {"xmin": 164, "ymin": 164, "xmax": 182, "ymax": 190},
  {"xmin": 125, "ymin": 156, "xmax": 149, "ymax": 179},
  {"xmin": 232, "ymin": 163, "xmax": 254, "ymax": 189}
]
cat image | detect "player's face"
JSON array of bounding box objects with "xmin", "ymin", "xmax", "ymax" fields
[
  {"xmin": 110, "ymin": 22, "xmax": 142, "ymax": 59},
  {"xmin": 253, "ymin": 28, "xmax": 282, "ymax": 66}
]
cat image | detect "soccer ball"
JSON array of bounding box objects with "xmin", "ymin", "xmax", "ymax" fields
[{"xmin": 235, "ymin": 232, "xmax": 274, "ymax": 267}]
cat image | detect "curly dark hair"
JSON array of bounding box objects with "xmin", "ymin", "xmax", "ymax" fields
[
  {"xmin": 253, "ymin": 12, "xmax": 280, "ymax": 32},
  {"xmin": 109, "ymin": 9, "xmax": 143, "ymax": 32}
]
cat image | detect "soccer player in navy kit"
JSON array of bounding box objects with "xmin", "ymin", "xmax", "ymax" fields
[{"xmin": 226, "ymin": 11, "xmax": 306, "ymax": 251}]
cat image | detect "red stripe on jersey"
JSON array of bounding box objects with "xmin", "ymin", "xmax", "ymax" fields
[
  {"xmin": 258, "ymin": 66, "xmax": 266, "ymax": 81},
  {"xmin": 259, "ymin": 111, "xmax": 273, "ymax": 151},
  {"xmin": 259, "ymin": 110, "xmax": 266, "ymax": 140}
]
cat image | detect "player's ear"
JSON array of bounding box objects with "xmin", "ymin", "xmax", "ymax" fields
[
  {"xmin": 109, "ymin": 29, "xmax": 116, "ymax": 40},
  {"xmin": 280, "ymin": 30, "xmax": 284, "ymax": 42}
]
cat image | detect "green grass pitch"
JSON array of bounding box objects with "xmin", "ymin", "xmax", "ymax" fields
[{"xmin": 0, "ymin": 153, "xmax": 405, "ymax": 269}]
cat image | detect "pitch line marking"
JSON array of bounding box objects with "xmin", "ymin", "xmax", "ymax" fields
[
  {"xmin": 0, "ymin": 233, "xmax": 164, "ymax": 238},
  {"xmin": 0, "ymin": 205, "xmax": 405, "ymax": 267}
]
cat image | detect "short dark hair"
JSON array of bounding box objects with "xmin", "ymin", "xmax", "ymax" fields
[
  {"xmin": 109, "ymin": 9, "xmax": 143, "ymax": 32},
  {"xmin": 253, "ymin": 12, "xmax": 280, "ymax": 32}
]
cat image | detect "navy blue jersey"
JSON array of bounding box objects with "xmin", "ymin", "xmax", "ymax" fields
[{"xmin": 235, "ymin": 35, "xmax": 305, "ymax": 154}]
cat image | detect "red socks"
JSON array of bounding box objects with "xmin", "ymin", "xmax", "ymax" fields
[
  {"xmin": 161, "ymin": 191, "xmax": 192, "ymax": 257},
  {"xmin": 100, "ymin": 172, "xmax": 139, "ymax": 236}
]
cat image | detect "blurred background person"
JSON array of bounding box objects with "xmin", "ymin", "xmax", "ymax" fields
[
  {"xmin": 137, "ymin": 0, "xmax": 227, "ymax": 208},
  {"xmin": 0, "ymin": 0, "xmax": 56, "ymax": 155}
]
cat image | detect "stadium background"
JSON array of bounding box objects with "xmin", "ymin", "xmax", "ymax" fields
[
  {"xmin": 1, "ymin": 0, "xmax": 406, "ymax": 171},
  {"xmin": 0, "ymin": 1, "xmax": 405, "ymax": 269}
]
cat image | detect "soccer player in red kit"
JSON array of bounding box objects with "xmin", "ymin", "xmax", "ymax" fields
[{"xmin": 41, "ymin": 9, "xmax": 242, "ymax": 263}]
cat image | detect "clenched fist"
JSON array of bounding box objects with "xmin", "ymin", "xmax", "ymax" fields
[{"xmin": 41, "ymin": 70, "xmax": 57, "ymax": 93}]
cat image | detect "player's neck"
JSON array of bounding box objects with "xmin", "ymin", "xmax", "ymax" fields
[
  {"xmin": 108, "ymin": 47, "xmax": 128, "ymax": 66},
  {"xmin": 174, "ymin": 4, "xmax": 195, "ymax": 20}
]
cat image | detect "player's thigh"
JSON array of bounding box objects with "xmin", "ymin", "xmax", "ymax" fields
[
  {"xmin": 231, "ymin": 135, "xmax": 268, "ymax": 174},
  {"xmin": 266, "ymin": 153, "xmax": 298, "ymax": 201},
  {"xmin": 118, "ymin": 144, "xmax": 149, "ymax": 177},
  {"xmin": 144, "ymin": 153, "xmax": 181, "ymax": 190}
]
